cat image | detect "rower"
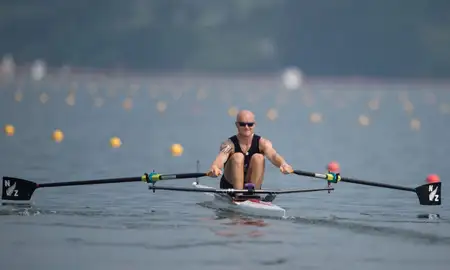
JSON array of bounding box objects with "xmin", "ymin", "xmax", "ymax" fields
[{"xmin": 207, "ymin": 110, "xmax": 293, "ymax": 190}]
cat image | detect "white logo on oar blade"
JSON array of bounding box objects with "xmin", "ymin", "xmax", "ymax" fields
[
  {"xmin": 5, "ymin": 181, "xmax": 18, "ymax": 197},
  {"xmin": 428, "ymin": 185, "xmax": 439, "ymax": 202}
]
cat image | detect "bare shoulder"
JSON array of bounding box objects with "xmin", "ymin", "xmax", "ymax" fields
[
  {"xmin": 259, "ymin": 137, "xmax": 273, "ymax": 150},
  {"xmin": 220, "ymin": 139, "xmax": 234, "ymax": 154}
]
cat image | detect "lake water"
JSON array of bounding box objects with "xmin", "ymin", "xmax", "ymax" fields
[{"xmin": 1, "ymin": 72, "xmax": 449, "ymax": 270}]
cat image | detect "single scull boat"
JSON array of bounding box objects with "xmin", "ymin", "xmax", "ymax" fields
[
  {"xmin": 1, "ymin": 167, "xmax": 441, "ymax": 218},
  {"xmin": 192, "ymin": 182, "xmax": 288, "ymax": 218},
  {"xmin": 146, "ymin": 181, "xmax": 333, "ymax": 218}
]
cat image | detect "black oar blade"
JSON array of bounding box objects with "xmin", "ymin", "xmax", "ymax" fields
[
  {"xmin": 415, "ymin": 182, "xmax": 441, "ymax": 206},
  {"xmin": 2, "ymin": 177, "xmax": 38, "ymax": 201}
]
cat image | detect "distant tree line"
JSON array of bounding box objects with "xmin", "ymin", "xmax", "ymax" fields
[{"xmin": 1, "ymin": 0, "xmax": 449, "ymax": 77}]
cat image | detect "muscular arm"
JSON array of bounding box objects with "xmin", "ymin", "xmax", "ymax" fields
[
  {"xmin": 260, "ymin": 138, "xmax": 287, "ymax": 168},
  {"xmin": 210, "ymin": 140, "xmax": 234, "ymax": 169}
]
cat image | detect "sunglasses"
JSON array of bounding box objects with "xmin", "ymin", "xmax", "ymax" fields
[{"xmin": 237, "ymin": 122, "xmax": 255, "ymax": 127}]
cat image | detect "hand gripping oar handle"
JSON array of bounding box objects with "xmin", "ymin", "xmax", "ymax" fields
[{"xmin": 292, "ymin": 170, "xmax": 442, "ymax": 206}]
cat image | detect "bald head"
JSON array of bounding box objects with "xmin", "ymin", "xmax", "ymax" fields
[
  {"xmin": 236, "ymin": 110, "xmax": 255, "ymax": 122},
  {"xmin": 235, "ymin": 110, "xmax": 256, "ymax": 137}
]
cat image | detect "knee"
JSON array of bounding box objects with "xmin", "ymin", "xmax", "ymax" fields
[
  {"xmin": 229, "ymin": 153, "xmax": 245, "ymax": 165},
  {"xmin": 251, "ymin": 153, "xmax": 264, "ymax": 164}
]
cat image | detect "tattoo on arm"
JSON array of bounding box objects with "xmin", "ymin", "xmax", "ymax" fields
[
  {"xmin": 212, "ymin": 140, "xmax": 233, "ymax": 167},
  {"xmin": 220, "ymin": 141, "xmax": 233, "ymax": 154}
]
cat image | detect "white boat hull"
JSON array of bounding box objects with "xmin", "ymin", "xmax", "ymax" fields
[{"xmin": 192, "ymin": 182, "xmax": 287, "ymax": 218}]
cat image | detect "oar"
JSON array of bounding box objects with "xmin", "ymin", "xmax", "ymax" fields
[
  {"xmin": 292, "ymin": 169, "xmax": 441, "ymax": 206},
  {"xmin": 1, "ymin": 172, "xmax": 208, "ymax": 201}
]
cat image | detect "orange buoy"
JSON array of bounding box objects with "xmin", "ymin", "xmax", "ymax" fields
[
  {"xmin": 327, "ymin": 161, "xmax": 340, "ymax": 173},
  {"xmin": 426, "ymin": 174, "xmax": 440, "ymax": 184}
]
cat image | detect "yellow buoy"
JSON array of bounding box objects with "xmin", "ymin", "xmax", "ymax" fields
[
  {"xmin": 228, "ymin": 107, "xmax": 238, "ymax": 117},
  {"xmin": 110, "ymin": 137, "xmax": 122, "ymax": 148},
  {"xmin": 358, "ymin": 115, "xmax": 370, "ymax": 126},
  {"xmin": 14, "ymin": 90, "xmax": 23, "ymax": 102},
  {"xmin": 123, "ymin": 97, "xmax": 133, "ymax": 110},
  {"xmin": 266, "ymin": 108, "xmax": 278, "ymax": 121},
  {"xmin": 309, "ymin": 112, "xmax": 323, "ymax": 123},
  {"xmin": 156, "ymin": 101, "xmax": 167, "ymax": 113},
  {"xmin": 171, "ymin": 143, "xmax": 183, "ymax": 156},
  {"xmin": 65, "ymin": 92, "xmax": 75, "ymax": 106},
  {"xmin": 52, "ymin": 129, "xmax": 64, "ymax": 143},
  {"xmin": 4, "ymin": 124, "xmax": 15, "ymax": 136},
  {"xmin": 410, "ymin": 118, "xmax": 421, "ymax": 131}
]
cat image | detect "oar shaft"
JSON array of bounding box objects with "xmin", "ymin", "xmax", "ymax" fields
[
  {"xmin": 36, "ymin": 173, "xmax": 209, "ymax": 188},
  {"xmin": 38, "ymin": 177, "xmax": 144, "ymax": 188},
  {"xmin": 340, "ymin": 177, "xmax": 414, "ymax": 192},
  {"xmin": 155, "ymin": 173, "xmax": 207, "ymax": 180},
  {"xmin": 293, "ymin": 170, "xmax": 415, "ymax": 192}
]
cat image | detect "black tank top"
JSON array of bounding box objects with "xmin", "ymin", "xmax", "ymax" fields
[{"xmin": 228, "ymin": 134, "xmax": 262, "ymax": 172}]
